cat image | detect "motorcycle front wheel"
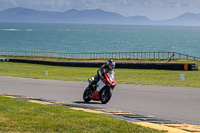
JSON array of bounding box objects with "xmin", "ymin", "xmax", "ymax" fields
[
  {"xmin": 100, "ymin": 88, "xmax": 112, "ymax": 104},
  {"xmin": 83, "ymin": 87, "xmax": 91, "ymax": 102}
]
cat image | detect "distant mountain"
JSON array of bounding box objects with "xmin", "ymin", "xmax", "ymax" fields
[
  {"xmin": 0, "ymin": 7, "xmax": 150, "ymax": 24},
  {"xmin": 153, "ymin": 12, "xmax": 200, "ymax": 26},
  {"xmin": 1, "ymin": 7, "xmax": 200, "ymax": 26},
  {"xmin": 166, "ymin": 12, "xmax": 200, "ymax": 25},
  {"xmin": 0, "ymin": 7, "xmax": 60, "ymax": 22}
]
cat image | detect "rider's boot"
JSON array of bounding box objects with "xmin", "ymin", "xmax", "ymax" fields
[{"xmin": 89, "ymin": 90, "xmax": 100, "ymax": 100}]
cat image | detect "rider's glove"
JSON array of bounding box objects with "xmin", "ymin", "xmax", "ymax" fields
[{"xmin": 98, "ymin": 73, "xmax": 103, "ymax": 79}]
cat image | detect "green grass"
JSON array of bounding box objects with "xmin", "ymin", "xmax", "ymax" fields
[
  {"xmin": 0, "ymin": 62, "xmax": 200, "ymax": 88},
  {"xmin": 0, "ymin": 96, "xmax": 160, "ymax": 132},
  {"xmin": 117, "ymin": 68, "xmax": 200, "ymax": 87}
]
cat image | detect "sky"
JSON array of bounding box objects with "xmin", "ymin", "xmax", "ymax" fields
[{"xmin": 1, "ymin": 0, "xmax": 200, "ymax": 20}]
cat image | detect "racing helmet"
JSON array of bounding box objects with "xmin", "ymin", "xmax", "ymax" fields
[{"xmin": 107, "ymin": 60, "xmax": 115, "ymax": 69}]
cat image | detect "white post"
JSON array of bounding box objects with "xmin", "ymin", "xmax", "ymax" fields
[
  {"xmin": 45, "ymin": 71, "xmax": 48, "ymax": 76},
  {"xmin": 180, "ymin": 74, "xmax": 184, "ymax": 81}
]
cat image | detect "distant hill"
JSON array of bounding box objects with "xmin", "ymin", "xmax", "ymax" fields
[
  {"xmin": 1, "ymin": 7, "xmax": 200, "ymax": 26},
  {"xmin": 165, "ymin": 12, "xmax": 200, "ymax": 25},
  {"xmin": 152, "ymin": 12, "xmax": 200, "ymax": 26},
  {"xmin": 0, "ymin": 7, "xmax": 150, "ymax": 24},
  {"xmin": 0, "ymin": 7, "xmax": 60, "ymax": 22}
]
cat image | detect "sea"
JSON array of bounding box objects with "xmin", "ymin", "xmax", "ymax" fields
[{"xmin": 1, "ymin": 22, "xmax": 200, "ymax": 57}]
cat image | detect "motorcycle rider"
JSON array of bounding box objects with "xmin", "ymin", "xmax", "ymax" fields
[{"xmin": 89, "ymin": 60, "xmax": 115, "ymax": 100}]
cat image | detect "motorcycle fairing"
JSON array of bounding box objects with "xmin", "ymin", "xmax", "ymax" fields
[
  {"xmin": 89, "ymin": 90, "xmax": 100, "ymax": 100},
  {"xmin": 96, "ymin": 79, "xmax": 106, "ymax": 92},
  {"xmin": 102, "ymin": 72, "xmax": 117, "ymax": 86}
]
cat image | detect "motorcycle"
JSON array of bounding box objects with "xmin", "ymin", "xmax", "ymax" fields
[{"xmin": 83, "ymin": 71, "xmax": 117, "ymax": 104}]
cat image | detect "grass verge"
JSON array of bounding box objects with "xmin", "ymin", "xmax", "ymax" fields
[
  {"xmin": 0, "ymin": 62, "xmax": 200, "ymax": 88},
  {"xmin": 0, "ymin": 96, "xmax": 161, "ymax": 132}
]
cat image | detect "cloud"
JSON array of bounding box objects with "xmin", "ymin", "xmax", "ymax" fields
[
  {"xmin": 0, "ymin": 0, "xmax": 18, "ymax": 7},
  {"xmin": 6, "ymin": 0, "xmax": 18, "ymax": 6}
]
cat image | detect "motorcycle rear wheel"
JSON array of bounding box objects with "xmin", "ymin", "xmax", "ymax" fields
[
  {"xmin": 83, "ymin": 87, "xmax": 91, "ymax": 102},
  {"xmin": 101, "ymin": 88, "xmax": 112, "ymax": 104}
]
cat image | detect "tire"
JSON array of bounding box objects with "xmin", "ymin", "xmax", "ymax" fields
[
  {"xmin": 83, "ymin": 87, "xmax": 91, "ymax": 102},
  {"xmin": 100, "ymin": 88, "xmax": 112, "ymax": 104}
]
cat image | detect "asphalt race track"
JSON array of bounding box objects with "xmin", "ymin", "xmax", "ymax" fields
[{"xmin": 0, "ymin": 76, "xmax": 200, "ymax": 125}]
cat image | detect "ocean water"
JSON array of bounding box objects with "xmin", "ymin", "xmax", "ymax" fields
[{"xmin": 0, "ymin": 23, "xmax": 200, "ymax": 57}]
